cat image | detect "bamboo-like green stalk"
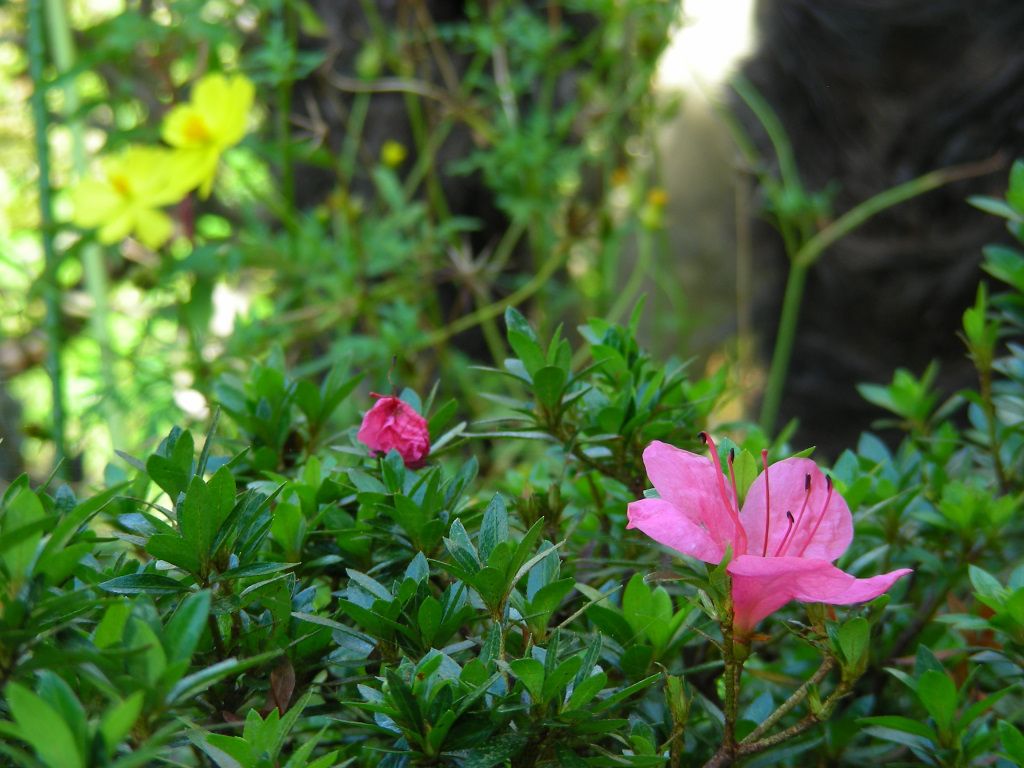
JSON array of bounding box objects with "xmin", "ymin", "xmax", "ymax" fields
[
  {"xmin": 45, "ymin": 0, "xmax": 123, "ymax": 444},
  {"xmin": 274, "ymin": 0, "xmax": 297, "ymax": 244},
  {"xmin": 28, "ymin": 0, "xmax": 67, "ymax": 476},
  {"xmin": 758, "ymin": 157, "xmax": 1003, "ymax": 434},
  {"xmin": 734, "ymin": 75, "xmax": 1005, "ymax": 435}
]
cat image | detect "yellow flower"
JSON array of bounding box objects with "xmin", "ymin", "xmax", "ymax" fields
[
  {"xmin": 162, "ymin": 72, "xmax": 254, "ymax": 198},
  {"xmin": 380, "ymin": 140, "xmax": 408, "ymax": 168},
  {"xmin": 69, "ymin": 146, "xmax": 188, "ymax": 249}
]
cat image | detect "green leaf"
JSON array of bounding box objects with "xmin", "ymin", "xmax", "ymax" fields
[
  {"xmin": 526, "ymin": 579, "xmax": 575, "ymax": 625},
  {"xmin": 533, "ymin": 366, "xmax": 567, "ymax": 410},
  {"xmin": 957, "ymin": 684, "xmax": 1014, "ymax": 730},
  {"xmin": 622, "ymin": 573, "xmax": 652, "ymax": 637},
  {"xmin": 417, "ymin": 596, "xmax": 442, "ymax": 646},
  {"xmin": 445, "ymin": 519, "xmax": 481, "ymax": 572},
  {"xmin": 507, "ymin": 335, "xmax": 546, "ymax": 378},
  {"xmin": 1008, "ymin": 158, "xmax": 1024, "ymax": 213},
  {"xmin": 94, "ymin": 602, "xmax": 132, "ymax": 649},
  {"xmin": 126, "ymin": 619, "xmax": 168, "ymax": 685},
  {"xmin": 542, "ymin": 655, "xmax": 582, "ymax": 705},
  {"xmin": 166, "ymin": 651, "xmax": 280, "ymax": 706},
  {"xmin": 164, "ymin": 590, "xmax": 211, "ymax": 665},
  {"xmin": 732, "ymin": 450, "xmax": 759, "ymax": 506},
  {"xmin": 146, "ymin": 534, "xmax": 202, "ymax": 575},
  {"xmin": 213, "ymin": 562, "xmax": 296, "ymax": 582},
  {"xmin": 427, "ymin": 398, "xmax": 458, "ymax": 440},
  {"xmin": 917, "ymin": 669, "xmax": 957, "ymax": 736},
  {"xmin": 40, "ymin": 483, "xmax": 122, "ymax": 562},
  {"xmin": 591, "ymin": 673, "xmax": 661, "ymax": 714},
  {"xmin": 982, "ymin": 244, "xmax": 1024, "ymax": 293},
  {"xmin": 566, "ymin": 672, "xmax": 607, "ymax": 711},
  {"xmin": 858, "ymin": 715, "xmax": 937, "ymax": 741},
  {"xmin": 205, "ymin": 466, "xmax": 237, "ymax": 551},
  {"xmin": 999, "ymin": 720, "xmax": 1024, "ymax": 765},
  {"xmin": 969, "ymin": 565, "xmax": 1006, "ymax": 603},
  {"xmin": 505, "ymin": 306, "xmax": 538, "ymax": 341},
  {"xmin": 509, "ymin": 658, "xmax": 545, "ymax": 702},
  {"xmin": 36, "ymin": 672, "xmax": 86, "ymax": 759},
  {"xmin": 384, "ymin": 668, "xmax": 423, "ymax": 735},
  {"xmin": 454, "ymin": 732, "xmax": 529, "ymax": 768},
  {"xmin": 837, "ymin": 617, "xmax": 870, "ymax": 668},
  {"xmin": 99, "ymin": 573, "xmax": 189, "ymax": 595},
  {"xmin": 190, "ymin": 732, "xmax": 252, "ymax": 768},
  {"xmin": 146, "ymin": 430, "xmax": 194, "ymax": 499},
  {"xmin": 5, "ymin": 682, "xmax": 84, "ymax": 768},
  {"xmin": 294, "ymin": 380, "xmax": 322, "ymax": 424},
  {"xmin": 469, "ymin": 567, "xmax": 506, "ymax": 610},
  {"xmin": 98, "ymin": 692, "xmax": 144, "ymax": 757},
  {"xmin": 479, "ymin": 494, "xmax": 509, "ymax": 562},
  {"xmin": 2, "ymin": 486, "xmax": 46, "ymax": 580}
]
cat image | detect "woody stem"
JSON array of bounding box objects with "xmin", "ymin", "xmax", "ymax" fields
[
  {"xmin": 742, "ymin": 655, "xmax": 835, "ymax": 743},
  {"xmin": 720, "ymin": 590, "xmax": 743, "ymax": 764},
  {"xmin": 704, "ymin": 655, "xmax": 854, "ymax": 768}
]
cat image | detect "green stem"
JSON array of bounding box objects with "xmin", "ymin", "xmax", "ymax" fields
[
  {"xmin": 45, "ymin": 0, "xmax": 122, "ymax": 443},
  {"xmin": 759, "ymin": 155, "xmax": 1001, "ymax": 436},
  {"xmin": 759, "ymin": 262, "xmax": 807, "ymax": 435},
  {"xmin": 28, "ymin": 0, "xmax": 67, "ymax": 476},
  {"xmin": 339, "ymin": 92, "xmax": 370, "ymax": 185},
  {"xmin": 792, "ymin": 156, "xmax": 1003, "ymax": 269},
  {"xmin": 978, "ymin": 365, "xmax": 1008, "ymax": 492},
  {"xmin": 413, "ymin": 237, "xmax": 569, "ymax": 351},
  {"xmin": 731, "ymin": 74, "xmax": 803, "ymax": 196},
  {"xmin": 607, "ymin": 224, "xmax": 651, "ymax": 325},
  {"xmin": 274, "ymin": 0, "xmax": 297, "ymax": 239}
]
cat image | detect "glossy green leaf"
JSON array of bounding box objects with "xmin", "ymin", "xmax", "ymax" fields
[{"xmin": 5, "ymin": 682, "xmax": 84, "ymax": 768}]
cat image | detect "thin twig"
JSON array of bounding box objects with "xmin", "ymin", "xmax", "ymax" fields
[{"xmin": 741, "ymin": 656, "xmax": 835, "ymax": 743}]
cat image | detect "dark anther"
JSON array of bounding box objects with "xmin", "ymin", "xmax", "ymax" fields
[
  {"xmin": 804, "ymin": 473, "xmax": 811, "ymax": 490},
  {"xmin": 786, "ymin": 510, "xmax": 795, "ymax": 523}
]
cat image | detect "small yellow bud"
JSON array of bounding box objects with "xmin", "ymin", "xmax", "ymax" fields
[{"xmin": 381, "ymin": 140, "xmax": 408, "ymax": 168}]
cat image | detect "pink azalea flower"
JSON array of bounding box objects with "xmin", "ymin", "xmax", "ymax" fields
[
  {"xmin": 357, "ymin": 394, "xmax": 431, "ymax": 468},
  {"xmin": 627, "ymin": 434, "xmax": 911, "ymax": 637}
]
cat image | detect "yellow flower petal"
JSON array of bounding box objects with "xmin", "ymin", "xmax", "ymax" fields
[
  {"xmin": 134, "ymin": 208, "xmax": 174, "ymax": 249},
  {"xmin": 193, "ymin": 74, "xmax": 253, "ymax": 147},
  {"xmin": 97, "ymin": 211, "xmax": 135, "ymax": 244},
  {"xmin": 163, "ymin": 105, "xmax": 207, "ymax": 149},
  {"xmin": 69, "ymin": 179, "xmax": 122, "ymax": 228}
]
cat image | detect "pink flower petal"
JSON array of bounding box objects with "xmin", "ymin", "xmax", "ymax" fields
[
  {"xmin": 740, "ymin": 458, "xmax": 852, "ymax": 561},
  {"xmin": 627, "ymin": 498, "xmax": 725, "ymax": 563},
  {"xmin": 642, "ymin": 441, "xmax": 743, "ymax": 553},
  {"xmin": 727, "ymin": 554, "xmax": 911, "ymax": 635},
  {"xmin": 357, "ymin": 395, "xmax": 431, "ymax": 468}
]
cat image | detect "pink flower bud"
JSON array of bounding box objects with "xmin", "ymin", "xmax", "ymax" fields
[{"xmin": 356, "ymin": 394, "xmax": 430, "ymax": 468}]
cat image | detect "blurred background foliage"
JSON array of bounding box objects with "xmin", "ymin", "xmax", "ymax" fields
[{"xmin": 2, "ymin": 0, "xmax": 681, "ymax": 483}]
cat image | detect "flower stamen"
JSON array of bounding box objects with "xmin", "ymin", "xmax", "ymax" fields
[
  {"xmin": 700, "ymin": 433, "xmax": 747, "ymax": 553},
  {"xmin": 761, "ymin": 449, "xmax": 771, "ymax": 556},
  {"xmin": 727, "ymin": 448, "xmax": 741, "ymax": 513},
  {"xmin": 796, "ymin": 475, "xmax": 833, "ymax": 557},
  {"xmin": 775, "ymin": 473, "xmax": 812, "ymax": 557}
]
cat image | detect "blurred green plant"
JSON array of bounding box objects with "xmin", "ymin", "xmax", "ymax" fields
[{"xmin": 9, "ymin": 0, "xmax": 678, "ymax": 483}]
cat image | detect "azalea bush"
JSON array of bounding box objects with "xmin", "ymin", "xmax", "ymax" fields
[{"xmin": 3, "ymin": 203, "xmax": 1024, "ymax": 765}]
